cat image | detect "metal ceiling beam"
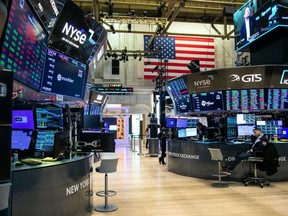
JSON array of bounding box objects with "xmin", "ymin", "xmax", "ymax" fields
[
  {"xmin": 165, "ymin": 1, "xmax": 176, "ymax": 18},
  {"xmin": 92, "ymin": 0, "xmax": 100, "ymax": 22},
  {"xmin": 105, "ymin": 29, "xmax": 235, "ymax": 38},
  {"xmin": 162, "ymin": 1, "xmax": 186, "ymax": 35}
]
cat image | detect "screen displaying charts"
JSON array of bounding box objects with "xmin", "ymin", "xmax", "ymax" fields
[
  {"xmin": 192, "ymin": 91, "xmax": 224, "ymax": 112},
  {"xmin": 256, "ymin": 120, "xmax": 283, "ymax": 135},
  {"xmin": 236, "ymin": 114, "xmax": 255, "ymax": 125},
  {"xmin": 41, "ymin": 48, "xmax": 87, "ymax": 99},
  {"xmin": 267, "ymin": 89, "xmax": 288, "ymax": 110},
  {"xmin": 166, "ymin": 77, "xmax": 193, "ymax": 114},
  {"xmin": 226, "ymin": 89, "xmax": 265, "ymax": 111},
  {"xmin": 0, "ymin": 0, "xmax": 47, "ymax": 91}
]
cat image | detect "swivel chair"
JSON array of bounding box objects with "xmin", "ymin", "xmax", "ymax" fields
[
  {"xmin": 95, "ymin": 153, "xmax": 119, "ymax": 212},
  {"xmin": 243, "ymin": 156, "xmax": 270, "ymax": 188},
  {"xmin": 208, "ymin": 148, "xmax": 230, "ymax": 188}
]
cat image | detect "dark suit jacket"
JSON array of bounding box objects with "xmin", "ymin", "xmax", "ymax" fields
[
  {"xmin": 240, "ymin": 16, "xmax": 253, "ymax": 44},
  {"xmin": 251, "ymin": 135, "xmax": 268, "ymax": 153},
  {"xmin": 258, "ymin": 142, "xmax": 280, "ymax": 176}
]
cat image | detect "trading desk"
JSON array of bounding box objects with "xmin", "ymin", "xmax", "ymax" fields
[
  {"xmin": 11, "ymin": 153, "xmax": 94, "ymax": 216},
  {"xmin": 167, "ymin": 140, "xmax": 288, "ymax": 181}
]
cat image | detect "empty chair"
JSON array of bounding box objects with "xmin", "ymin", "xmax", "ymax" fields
[
  {"xmin": 207, "ymin": 148, "xmax": 230, "ymax": 188},
  {"xmin": 95, "ymin": 152, "xmax": 119, "ymax": 212},
  {"xmin": 243, "ymin": 156, "xmax": 270, "ymax": 188}
]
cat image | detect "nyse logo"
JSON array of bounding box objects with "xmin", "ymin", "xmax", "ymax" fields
[
  {"xmin": 280, "ymin": 70, "xmax": 288, "ymax": 85},
  {"xmin": 229, "ymin": 74, "xmax": 262, "ymax": 83},
  {"xmin": 62, "ymin": 23, "xmax": 95, "ymax": 44},
  {"xmin": 194, "ymin": 75, "xmax": 214, "ymax": 87},
  {"xmin": 201, "ymin": 101, "xmax": 214, "ymax": 107}
]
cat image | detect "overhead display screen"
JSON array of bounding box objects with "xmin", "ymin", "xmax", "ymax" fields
[
  {"xmin": 40, "ymin": 48, "xmax": 87, "ymax": 99},
  {"xmin": 267, "ymin": 88, "xmax": 288, "ymax": 110},
  {"xmin": 0, "ymin": 0, "xmax": 47, "ymax": 91},
  {"xmin": 29, "ymin": 0, "xmax": 66, "ymax": 33},
  {"xmin": 48, "ymin": 0, "xmax": 107, "ymax": 63},
  {"xmin": 226, "ymin": 89, "xmax": 265, "ymax": 111},
  {"xmin": 92, "ymin": 87, "xmax": 133, "ymax": 95},
  {"xmin": 234, "ymin": 0, "xmax": 288, "ymax": 51},
  {"xmin": 192, "ymin": 91, "xmax": 224, "ymax": 112},
  {"xmin": 166, "ymin": 77, "xmax": 193, "ymax": 114}
]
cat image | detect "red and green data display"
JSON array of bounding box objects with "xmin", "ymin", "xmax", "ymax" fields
[{"xmin": 0, "ymin": 0, "xmax": 47, "ymax": 91}]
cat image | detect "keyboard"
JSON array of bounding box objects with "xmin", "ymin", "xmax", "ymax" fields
[
  {"xmin": 21, "ymin": 158, "xmax": 42, "ymax": 165},
  {"xmin": 41, "ymin": 157, "xmax": 58, "ymax": 162}
]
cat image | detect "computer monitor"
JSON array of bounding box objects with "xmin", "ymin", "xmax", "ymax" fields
[
  {"xmin": 83, "ymin": 115, "xmax": 101, "ymax": 130},
  {"xmin": 186, "ymin": 128, "xmax": 197, "ymax": 137},
  {"xmin": 177, "ymin": 128, "xmax": 186, "ymax": 138},
  {"xmin": 53, "ymin": 131, "xmax": 70, "ymax": 159},
  {"xmin": 176, "ymin": 118, "xmax": 188, "ymax": 128},
  {"xmin": 276, "ymin": 128, "xmax": 288, "ymax": 138},
  {"xmin": 256, "ymin": 120, "xmax": 283, "ymax": 135},
  {"xmin": 11, "ymin": 130, "xmax": 34, "ymax": 150},
  {"xmin": 12, "ymin": 110, "xmax": 35, "ymax": 130},
  {"xmin": 166, "ymin": 118, "xmax": 176, "ymax": 128},
  {"xmin": 35, "ymin": 130, "xmax": 57, "ymax": 153},
  {"xmin": 109, "ymin": 125, "xmax": 117, "ymax": 131},
  {"xmin": 237, "ymin": 125, "xmax": 255, "ymax": 136},
  {"xmin": 236, "ymin": 114, "xmax": 255, "ymax": 125},
  {"xmin": 80, "ymin": 132, "xmax": 115, "ymax": 152},
  {"xmin": 36, "ymin": 107, "xmax": 63, "ymax": 129}
]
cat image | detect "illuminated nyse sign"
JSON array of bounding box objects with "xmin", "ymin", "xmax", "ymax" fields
[
  {"xmin": 62, "ymin": 22, "xmax": 95, "ymax": 45},
  {"xmin": 92, "ymin": 87, "xmax": 133, "ymax": 95}
]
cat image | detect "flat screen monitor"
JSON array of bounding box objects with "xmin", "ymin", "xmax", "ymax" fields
[
  {"xmin": 40, "ymin": 48, "xmax": 87, "ymax": 99},
  {"xmin": 12, "ymin": 110, "xmax": 35, "ymax": 130},
  {"xmin": 276, "ymin": 128, "xmax": 288, "ymax": 138},
  {"xmin": 53, "ymin": 131, "xmax": 70, "ymax": 159},
  {"xmin": 80, "ymin": 132, "xmax": 115, "ymax": 152},
  {"xmin": 226, "ymin": 89, "xmax": 265, "ymax": 111},
  {"xmin": 192, "ymin": 91, "xmax": 224, "ymax": 112},
  {"xmin": 109, "ymin": 125, "xmax": 117, "ymax": 131},
  {"xmin": 166, "ymin": 118, "xmax": 176, "ymax": 128},
  {"xmin": 256, "ymin": 120, "xmax": 283, "ymax": 134},
  {"xmin": 177, "ymin": 128, "xmax": 186, "ymax": 138},
  {"xmin": 0, "ymin": 0, "xmax": 47, "ymax": 91},
  {"xmin": 187, "ymin": 119, "xmax": 200, "ymax": 128},
  {"xmin": 11, "ymin": 130, "xmax": 33, "ymax": 150},
  {"xmin": 166, "ymin": 77, "xmax": 193, "ymax": 114},
  {"xmin": 176, "ymin": 118, "xmax": 188, "ymax": 128},
  {"xmin": 83, "ymin": 115, "xmax": 101, "ymax": 130},
  {"xmin": 29, "ymin": 0, "xmax": 66, "ymax": 33},
  {"xmin": 186, "ymin": 128, "xmax": 197, "ymax": 137},
  {"xmin": 236, "ymin": 114, "xmax": 255, "ymax": 125},
  {"xmin": 88, "ymin": 90, "xmax": 108, "ymax": 105},
  {"xmin": 36, "ymin": 107, "xmax": 63, "ymax": 129},
  {"xmin": 35, "ymin": 130, "xmax": 57, "ymax": 152},
  {"xmin": 48, "ymin": 0, "xmax": 107, "ymax": 63},
  {"xmin": 267, "ymin": 88, "xmax": 288, "ymax": 110},
  {"xmin": 237, "ymin": 125, "xmax": 255, "ymax": 136}
]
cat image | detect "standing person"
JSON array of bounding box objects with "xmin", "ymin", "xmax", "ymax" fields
[
  {"xmin": 222, "ymin": 128, "xmax": 268, "ymax": 173},
  {"xmin": 158, "ymin": 128, "xmax": 166, "ymax": 165},
  {"xmin": 145, "ymin": 126, "xmax": 150, "ymax": 148}
]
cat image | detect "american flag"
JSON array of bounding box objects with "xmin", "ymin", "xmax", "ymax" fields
[{"xmin": 143, "ymin": 35, "xmax": 215, "ymax": 80}]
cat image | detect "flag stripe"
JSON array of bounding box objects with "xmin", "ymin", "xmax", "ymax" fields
[{"xmin": 144, "ymin": 36, "xmax": 215, "ymax": 80}]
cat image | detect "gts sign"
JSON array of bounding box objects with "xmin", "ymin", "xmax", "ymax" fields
[
  {"xmin": 229, "ymin": 74, "xmax": 262, "ymax": 83},
  {"xmin": 62, "ymin": 22, "xmax": 94, "ymax": 44}
]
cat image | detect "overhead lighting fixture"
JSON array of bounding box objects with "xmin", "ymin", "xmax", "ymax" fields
[
  {"xmin": 142, "ymin": 11, "xmax": 147, "ymax": 17},
  {"xmin": 156, "ymin": 3, "xmax": 165, "ymax": 18},
  {"xmin": 107, "ymin": 52, "xmax": 111, "ymax": 58},
  {"xmin": 187, "ymin": 60, "xmax": 200, "ymax": 73},
  {"xmin": 127, "ymin": 23, "xmax": 132, "ymax": 32},
  {"xmin": 125, "ymin": 55, "xmax": 129, "ymax": 62},
  {"xmin": 107, "ymin": 0, "xmax": 113, "ymax": 16},
  {"xmin": 138, "ymin": 54, "xmax": 142, "ymax": 61},
  {"xmin": 110, "ymin": 24, "xmax": 116, "ymax": 34},
  {"xmin": 152, "ymin": 65, "xmax": 159, "ymax": 73},
  {"xmin": 133, "ymin": 53, "xmax": 137, "ymax": 59},
  {"xmin": 112, "ymin": 52, "xmax": 118, "ymax": 59}
]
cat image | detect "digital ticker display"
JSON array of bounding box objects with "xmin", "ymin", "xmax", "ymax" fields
[
  {"xmin": 166, "ymin": 77, "xmax": 193, "ymax": 114},
  {"xmin": 40, "ymin": 48, "xmax": 87, "ymax": 99},
  {"xmin": 0, "ymin": 0, "xmax": 47, "ymax": 91},
  {"xmin": 192, "ymin": 91, "xmax": 224, "ymax": 112},
  {"xmin": 267, "ymin": 88, "xmax": 288, "ymax": 110},
  {"xmin": 226, "ymin": 89, "xmax": 265, "ymax": 111}
]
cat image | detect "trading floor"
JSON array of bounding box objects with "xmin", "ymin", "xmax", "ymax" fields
[{"xmin": 92, "ymin": 144, "xmax": 288, "ymax": 216}]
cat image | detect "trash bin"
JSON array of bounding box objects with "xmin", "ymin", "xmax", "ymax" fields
[
  {"xmin": 0, "ymin": 183, "xmax": 11, "ymax": 211},
  {"xmin": 148, "ymin": 138, "xmax": 159, "ymax": 156}
]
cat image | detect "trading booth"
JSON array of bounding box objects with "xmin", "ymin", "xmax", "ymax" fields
[{"xmin": 166, "ymin": 65, "xmax": 288, "ymax": 181}]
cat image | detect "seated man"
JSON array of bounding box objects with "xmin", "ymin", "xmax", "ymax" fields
[
  {"xmin": 191, "ymin": 122, "xmax": 207, "ymax": 141},
  {"xmin": 222, "ymin": 128, "xmax": 268, "ymax": 173}
]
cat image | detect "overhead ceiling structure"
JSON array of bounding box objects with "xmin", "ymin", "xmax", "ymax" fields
[{"xmin": 73, "ymin": 0, "xmax": 246, "ymax": 30}]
